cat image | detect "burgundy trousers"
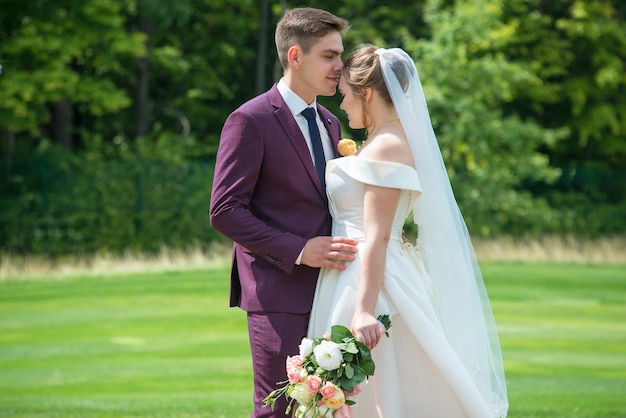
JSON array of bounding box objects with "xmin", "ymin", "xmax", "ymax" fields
[{"xmin": 247, "ymin": 311, "xmax": 310, "ymax": 418}]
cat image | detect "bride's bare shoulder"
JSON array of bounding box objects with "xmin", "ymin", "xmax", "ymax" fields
[{"xmin": 361, "ymin": 131, "xmax": 414, "ymax": 168}]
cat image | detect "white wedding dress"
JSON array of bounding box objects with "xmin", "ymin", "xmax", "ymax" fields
[{"xmin": 308, "ymin": 156, "xmax": 495, "ymax": 417}]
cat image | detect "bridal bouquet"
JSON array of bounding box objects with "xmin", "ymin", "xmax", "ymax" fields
[{"xmin": 263, "ymin": 315, "xmax": 392, "ymax": 418}]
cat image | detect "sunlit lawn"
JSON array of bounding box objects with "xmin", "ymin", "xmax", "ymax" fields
[
  {"xmin": 484, "ymin": 263, "xmax": 626, "ymax": 417},
  {"xmin": 0, "ymin": 262, "xmax": 624, "ymax": 417}
]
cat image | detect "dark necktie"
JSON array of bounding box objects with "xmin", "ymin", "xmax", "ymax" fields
[{"xmin": 301, "ymin": 107, "xmax": 326, "ymax": 188}]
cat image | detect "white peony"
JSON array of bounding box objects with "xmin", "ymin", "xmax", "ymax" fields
[
  {"xmin": 313, "ymin": 340, "xmax": 342, "ymax": 371},
  {"xmin": 299, "ymin": 338, "xmax": 314, "ymax": 358}
]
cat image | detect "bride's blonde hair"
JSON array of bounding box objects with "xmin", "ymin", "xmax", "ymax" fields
[{"xmin": 342, "ymin": 44, "xmax": 410, "ymax": 131}]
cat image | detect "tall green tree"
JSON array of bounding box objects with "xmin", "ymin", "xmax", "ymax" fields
[
  {"xmin": 405, "ymin": 0, "xmax": 560, "ymax": 235},
  {"xmin": 497, "ymin": 0, "xmax": 626, "ymax": 168},
  {"xmin": 497, "ymin": 0, "xmax": 626, "ymax": 234},
  {"xmin": 133, "ymin": 0, "xmax": 262, "ymax": 156},
  {"xmin": 1, "ymin": 0, "xmax": 624, "ymax": 256},
  {"xmin": 0, "ymin": 0, "xmax": 145, "ymax": 148},
  {"xmin": 130, "ymin": 0, "xmax": 193, "ymax": 139}
]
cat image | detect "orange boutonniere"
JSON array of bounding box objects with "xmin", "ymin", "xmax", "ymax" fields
[{"xmin": 337, "ymin": 138, "xmax": 357, "ymax": 156}]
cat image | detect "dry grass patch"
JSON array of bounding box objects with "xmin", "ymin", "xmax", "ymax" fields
[
  {"xmin": 473, "ymin": 235, "xmax": 626, "ymax": 263},
  {"xmin": 1, "ymin": 236, "xmax": 624, "ymax": 280},
  {"xmin": 0, "ymin": 243, "xmax": 231, "ymax": 280}
]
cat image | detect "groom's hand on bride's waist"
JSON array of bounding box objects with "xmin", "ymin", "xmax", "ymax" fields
[{"xmin": 301, "ymin": 236, "xmax": 358, "ymax": 270}]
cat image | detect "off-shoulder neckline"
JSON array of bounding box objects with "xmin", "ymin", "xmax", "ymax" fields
[{"xmin": 332, "ymin": 155, "xmax": 415, "ymax": 171}]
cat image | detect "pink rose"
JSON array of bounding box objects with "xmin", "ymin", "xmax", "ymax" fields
[
  {"xmin": 344, "ymin": 384, "xmax": 362, "ymax": 398},
  {"xmin": 320, "ymin": 381, "xmax": 337, "ymax": 399},
  {"xmin": 286, "ymin": 355, "xmax": 304, "ymax": 371},
  {"xmin": 287, "ymin": 367, "xmax": 302, "ymax": 384},
  {"xmin": 305, "ymin": 375, "xmax": 322, "ymax": 394},
  {"xmin": 335, "ymin": 404, "xmax": 353, "ymax": 418}
]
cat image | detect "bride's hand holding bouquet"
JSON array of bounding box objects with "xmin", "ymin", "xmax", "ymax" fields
[{"xmin": 263, "ymin": 315, "xmax": 391, "ymax": 418}]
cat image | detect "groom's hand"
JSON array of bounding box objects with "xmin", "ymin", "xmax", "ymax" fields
[{"xmin": 301, "ymin": 236, "xmax": 358, "ymax": 270}]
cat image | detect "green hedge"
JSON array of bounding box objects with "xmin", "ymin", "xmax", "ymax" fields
[
  {"xmin": 1, "ymin": 153, "xmax": 624, "ymax": 256},
  {"xmin": 1, "ymin": 156, "xmax": 222, "ymax": 255}
]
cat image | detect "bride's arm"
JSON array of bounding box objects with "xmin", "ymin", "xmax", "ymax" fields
[{"xmin": 352, "ymin": 183, "xmax": 400, "ymax": 350}]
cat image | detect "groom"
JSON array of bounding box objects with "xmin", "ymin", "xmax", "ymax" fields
[{"xmin": 209, "ymin": 8, "xmax": 357, "ymax": 418}]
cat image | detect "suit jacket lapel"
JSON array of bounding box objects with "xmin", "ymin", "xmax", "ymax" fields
[{"xmin": 269, "ymin": 86, "xmax": 327, "ymax": 198}]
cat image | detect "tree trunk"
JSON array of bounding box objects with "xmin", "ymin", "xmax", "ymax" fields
[
  {"xmin": 272, "ymin": 0, "xmax": 288, "ymax": 83},
  {"xmin": 2, "ymin": 130, "xmax": 15, "ymax": 186},
  {"xmin": 135, "ymin": 9, "xmax": 153, "ymax": 139},
  {"xmin": 256, "ymin": 0, "xmax": 269, "ymax": 95},
  {"xmin": 51, "ymin": 100, "xmax": 73, "ymax": 151}
]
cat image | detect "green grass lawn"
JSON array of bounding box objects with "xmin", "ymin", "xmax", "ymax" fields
[{"xmin": 0, "ymin": 262, "xmax": 624, "ymax": 417}]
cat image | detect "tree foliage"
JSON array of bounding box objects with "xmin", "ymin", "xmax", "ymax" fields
[
  {"xmin": 0, "ymin": 0, "xmax": 145, "ymax": 138},
  {"xmin": 406, "ymin": 0, "xmax": 561, "ymax": 235},
  {"xmin": 1, "ymin": 0, "xmax": 624, "ymax": 254}
]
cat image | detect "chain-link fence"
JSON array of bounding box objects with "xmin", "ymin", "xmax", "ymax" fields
[
  {"xmin": 1, "ymin": 157, "xmax": 624, "ymax": 255},
  {"xmin": 1, "ymin": 157, "xmax": 222, "ymax": 255}
]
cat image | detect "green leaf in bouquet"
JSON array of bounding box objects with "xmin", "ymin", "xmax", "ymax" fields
[
  {"xmin": 354, "ymin": 339, "xmax": 368, "ymax": 351},
  {"xmin": 344, "ymin": 341, "xmax": 359, "ymax": 354},
  {"xmin": 345, "ymin": 363, "xmax": 354, "ymax": 379},
  {"xmin": 338, "ymin": 375, "xmax": 357, "ymax": 392},
  {"xmin": 359, "ymin": 353, "xmax": 375, "ymax": 376},
  {"xmin": 361, "ymin": 361, "xmax": 376, "ymax": 376},
  {"xmin": 355, "ymin": 341, "xmax": 371, "ymax": 361},
  {"xmin": 377, "ymin": 314, "xmax": 392, "ymax": 337},
  {"xmin": 352, "ymin": 366, "xmax": 366, "ymax": 383},
  {"xmin": 330, "ymin": 324, "xmax": 353, "ymax": 341}
]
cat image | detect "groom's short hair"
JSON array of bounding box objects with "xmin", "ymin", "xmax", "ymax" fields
[{"xmin": 275, "ymin": 8, "xmax": 349, "ymax": 70}]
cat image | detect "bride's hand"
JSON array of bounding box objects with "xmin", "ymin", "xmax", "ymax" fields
[{"xmin": 351, "ymin": 312, "xmax": 385, "ymax": 350}]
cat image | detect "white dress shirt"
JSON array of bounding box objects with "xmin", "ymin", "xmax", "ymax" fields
[
  {"xmin": 277, "ymin": 78, "xmax": 334, "ymax": 164},
  {"xmin": 277, "ymin": 78, "xmax": 333, "ymax": 265}
]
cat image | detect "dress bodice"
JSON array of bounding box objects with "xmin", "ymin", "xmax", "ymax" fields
[{"xmin": 326, "ymin": 156, "xmax": 422, "ymax": 241}]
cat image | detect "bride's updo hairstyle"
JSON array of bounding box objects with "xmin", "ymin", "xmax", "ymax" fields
[{"xmin": 341, "ymin": 44, "xmax": 410, "ymax": 130}]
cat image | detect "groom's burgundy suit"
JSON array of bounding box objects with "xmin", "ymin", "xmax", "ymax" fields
[{"xmin": 210, "ymin": 84, "xmax": 340, "ymax": 417}]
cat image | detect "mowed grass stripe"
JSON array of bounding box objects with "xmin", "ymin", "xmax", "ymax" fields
[
  {"xmin": 0, "ymin": 268, "xmax": 252, "ymax": 417},
  {"xmin": 482, "ymin": 262, "xmax": 626, "ymax": 418},
  {"xmin": 1, "ymin": 262, "xmax": 625, "ymax": 417}
]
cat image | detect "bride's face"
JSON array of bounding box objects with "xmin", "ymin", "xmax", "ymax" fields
[{"xmin": 339, "ymin": 77, "xmax": 365, "ymax": 130}]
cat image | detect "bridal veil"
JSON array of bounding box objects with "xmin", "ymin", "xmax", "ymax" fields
[{"xmin": 374, "ymin": 47, "xmax": 509, "ymax": 417}]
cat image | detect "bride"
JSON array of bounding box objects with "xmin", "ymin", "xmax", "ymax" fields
[{"xmin": 308, "ymin": 45, "xmax": 509, "ymax": 417}]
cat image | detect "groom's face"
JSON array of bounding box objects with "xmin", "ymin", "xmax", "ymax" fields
[{"xmin": 295, "ymin": 32, "xmax": 344, "ymax": 101}]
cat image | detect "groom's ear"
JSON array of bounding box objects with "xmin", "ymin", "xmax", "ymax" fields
[{"xmin": 287, "ymin": 46, "xmax": 301, "ymax": 69}]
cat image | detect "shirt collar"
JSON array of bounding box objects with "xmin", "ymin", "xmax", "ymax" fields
[{"xmin": 277, "ymin": 78, "xmax": 317, "ymax": 118}]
